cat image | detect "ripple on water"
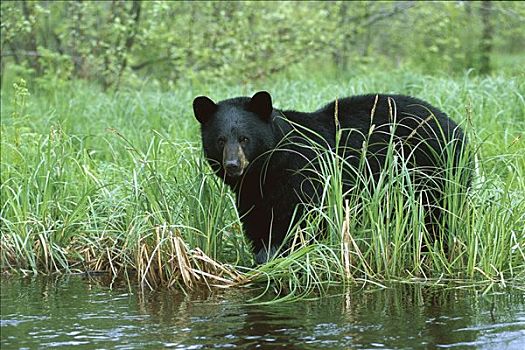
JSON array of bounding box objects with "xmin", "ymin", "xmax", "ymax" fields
[{"xmin": 1, "ymin": 277, "xmax": 524, "ymax": 349}]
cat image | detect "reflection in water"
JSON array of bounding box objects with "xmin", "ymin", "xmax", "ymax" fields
[{"xmin": 1, "ymin": 275, "xmax": 524, "ymax": 349}]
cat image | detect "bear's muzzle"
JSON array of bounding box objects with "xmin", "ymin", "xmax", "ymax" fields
[{"xmin": 223, "ymin": 143, "xmax": 249, "ymax": 177}]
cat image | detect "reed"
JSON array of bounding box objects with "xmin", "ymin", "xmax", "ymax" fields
[{"xmin": 1, "ymin": 72, "xmax": 524, "ymax": 298}]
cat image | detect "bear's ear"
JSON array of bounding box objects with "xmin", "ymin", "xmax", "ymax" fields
[
  {"xmin": 249, "ymin": 91, "xmax": 273, "ymax": 121},
  {"xmin": 193, "ymin": 96, "xmax": 217, "ymax": 124}
]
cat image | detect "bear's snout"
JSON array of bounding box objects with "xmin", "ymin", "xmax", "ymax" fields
[
  {"xmin": 223, "ymin": 143, "xmax": 249, "ymax": 178},
  {"xmin": 224, "ymin": 159, "xmax": 242, "ymax": 176}
]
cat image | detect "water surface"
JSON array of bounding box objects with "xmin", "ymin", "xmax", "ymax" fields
[{"xmin": 1, "ymin": 276, "xmax": 524, "ymax": 349}]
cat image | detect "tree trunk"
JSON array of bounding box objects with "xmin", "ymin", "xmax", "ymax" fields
[
  {"xmin": 21, "ymin": 0, "xmax": 42, "ymax": 74},
  {"xmin": 479, "ymin": 0, "xmax": 493, "ymax": 75},
  {"xmin": 115, "ymin": 0, "xmax": 142, "ymax": 90},
  {"xmin": 333, "ymin": 2, "xmax": 350, "ymax": 71},
  {"xmin": 70, "ymin": 1, "xmax": 86, "ymax": 78},
  {"xmin": 464, "ymin": 1, "xmax": 473, "ymax": 69}
]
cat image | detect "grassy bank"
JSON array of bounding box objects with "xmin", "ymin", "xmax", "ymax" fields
[{"xmin": 1, "ymin": 71, "xmax": 524, "ymax": 297}]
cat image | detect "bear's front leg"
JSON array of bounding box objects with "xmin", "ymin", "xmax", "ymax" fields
[
  {"xmin": 254, "ymin": 245, "xmax": 279, "ymax": 265},
  {"xmin": 242, "ymin": 189, "xmax": 309, "ymax": 264},
  {"xmin": 241, "ymin": 206, "xmax": 289, "ymax": 265}
]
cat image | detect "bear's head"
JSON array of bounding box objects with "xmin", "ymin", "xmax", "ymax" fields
[{"xmin": 193, "ymin": 91, "xmax": 277, "ymax": 179}]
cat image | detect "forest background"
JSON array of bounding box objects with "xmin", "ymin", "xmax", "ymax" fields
[
  {"xmin": 1, "ymin": 1, "xmax": 524, "ymax": 288},
  {"xmin": 2, "ymin": 1, "xmax": 524, "ymax": 89}
]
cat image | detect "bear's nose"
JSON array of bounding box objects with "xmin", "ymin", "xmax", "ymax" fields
[{"xmin": 224, "ymin": 160, "xmax": 241, "ymax": 173}]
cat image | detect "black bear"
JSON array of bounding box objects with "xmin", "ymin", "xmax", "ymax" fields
[{"xmin": 193, "ymin": 91, "xmax": 467, "ymax": 264}]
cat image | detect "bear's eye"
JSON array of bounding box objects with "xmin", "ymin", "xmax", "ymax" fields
[
  {"xmin": 217, "ymin": 138, "xmax": 226, "ymax": 148},
  {"xmin": 239, "ymin": 136, "xmax": 249, "ymax": 145}
]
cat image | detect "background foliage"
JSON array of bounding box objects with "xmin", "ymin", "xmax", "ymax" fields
[
  {"xmin": 1, "ymin": 1, "xmax": 524, "ymax": 290},
  {"xmin": 1, "ymin": 1, "xmax": 524, "ymax": 90}
]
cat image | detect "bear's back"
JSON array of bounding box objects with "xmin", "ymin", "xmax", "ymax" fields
[{"xmin": 317, "ymin": 94, "xmax": 450, "ymax": 126}]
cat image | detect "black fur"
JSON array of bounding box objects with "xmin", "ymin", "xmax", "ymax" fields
[{"xmin": 193, "ymin": 92, "xmax": 468, "ymax": 264}]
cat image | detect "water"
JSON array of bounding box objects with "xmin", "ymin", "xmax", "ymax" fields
[{"xmin": 1, "ymin": 276, "xmax": 524, "ymax": 349}]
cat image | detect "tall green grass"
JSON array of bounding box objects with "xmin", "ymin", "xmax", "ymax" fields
[{"xmin": 1, "ymin": 71, "xmax": 524, "ymax": 298}]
